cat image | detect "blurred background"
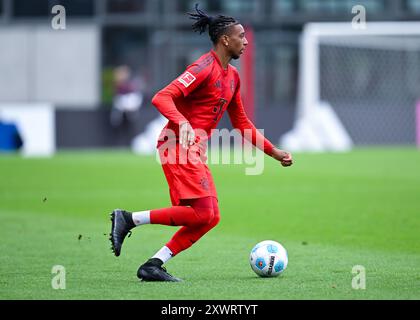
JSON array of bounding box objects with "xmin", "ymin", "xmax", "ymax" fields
[{"xmin": 0, "ymin": 0, "xmax": 420, "ymax": 155}]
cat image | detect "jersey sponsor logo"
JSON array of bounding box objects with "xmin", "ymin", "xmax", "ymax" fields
[
  {"xmin": 230, "ymin": 80, "xmax": 235, "ymax": 93},
  {"xmin": 178, "ymin": 71, "xmax": 196, "ymax": 88}
]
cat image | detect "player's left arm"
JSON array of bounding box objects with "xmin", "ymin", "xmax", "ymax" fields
[{"xmin": 227, "ymin": 80, "xmax": 293, "ymax": 167}]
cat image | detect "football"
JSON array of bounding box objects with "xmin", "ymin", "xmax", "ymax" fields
[{"xmin": 249, "ymin": 240, "xmax": 288, "ymax": 277}]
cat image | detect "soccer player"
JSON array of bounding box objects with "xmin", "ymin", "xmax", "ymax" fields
[{"xmin": 109, "ymin": 5, "xmax": 293, "ymax": 282}]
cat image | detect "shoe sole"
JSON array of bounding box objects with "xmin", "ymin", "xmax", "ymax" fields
[
  {"xmin": 138, "ymin": 268, "xmax": 182, "ymax": 282},
  {"xmin": 109, "ymin": 210, "xmax": 120, "ymax": 257}
]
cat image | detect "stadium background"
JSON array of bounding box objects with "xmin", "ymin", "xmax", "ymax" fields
[
  {"xmin": 0, "ymin": 0, "xmax": 419, "ymax": 300},
  {"xmin": 1, "ymin": 0, "xmax": 420, "ymax": 149}
]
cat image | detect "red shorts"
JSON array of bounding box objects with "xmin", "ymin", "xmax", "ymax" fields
[{"xmin": 157, "ymin": 140, "xmax": 217, "ymax": 206}]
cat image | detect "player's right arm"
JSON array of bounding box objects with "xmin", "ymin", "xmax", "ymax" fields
[
  {"xmin": 151, "ymin": 85, "xmax": 194, "ymax": 149},
  {"xmin": 151, "ymin": 60, "xmax": 212, "ymax": 148},
  {"xmin": 151, "ymin": 83, "xmax": 187, "ymax": 125}
]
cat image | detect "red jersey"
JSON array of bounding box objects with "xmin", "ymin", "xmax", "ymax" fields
[{"xmin": 152, "ymin": 49, "xmax": 274, "ymax": 155}]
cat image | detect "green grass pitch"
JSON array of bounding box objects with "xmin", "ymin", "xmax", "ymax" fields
[{"xmin": 0, "ymin": 148, "xmax": 419, "ymax": 300}]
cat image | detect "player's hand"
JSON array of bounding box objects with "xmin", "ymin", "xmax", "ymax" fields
[
  {"xmin": 271, "ymin": 148, "xmax": 293, "ymax": 167},
  {"xmin": 180, "ymin": 121, "xmax": 195, "ymax": 149}
]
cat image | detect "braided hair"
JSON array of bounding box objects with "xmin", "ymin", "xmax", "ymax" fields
[{"xmin": 188, "ymin": 3, "xmax": 239, "ymax": 44}]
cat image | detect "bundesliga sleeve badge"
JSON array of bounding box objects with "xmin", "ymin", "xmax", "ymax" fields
[{"xmin": 178, "ymin": 71, "xmax": 196, "ymax": 88}]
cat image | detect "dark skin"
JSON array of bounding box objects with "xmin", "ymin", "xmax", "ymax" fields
[{"xmin": 180, "ymin": 23, "xmax": 293, "ymax": 167}]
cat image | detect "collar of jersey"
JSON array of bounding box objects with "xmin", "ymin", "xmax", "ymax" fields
[{"xmin": 210, "ymin": 50, "xmax": 229, "ymax": 72}]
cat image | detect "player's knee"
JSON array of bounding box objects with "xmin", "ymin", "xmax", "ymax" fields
[
  {"xmin": 210, "ymin": 202, "xmax": 220, "ymax": 228},
  {"xmin": 194, "ymin": 207, "xmax": 214, "ymax": 226},
  {"xmin": 211, "ymin": 212, "xmax": 220, "ymax": 227},
  {"xmin": 203, "ymin": 208, "xmax": 220, "ymax": 231}
]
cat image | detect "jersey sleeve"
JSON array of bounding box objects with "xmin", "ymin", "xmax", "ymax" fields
[
  {"xmin": 170, "ymin": 59, "xmax": 213, "ymax": 97},
  {"xmin": 151, "ymin": 83, "xmax": 187, "ymax": 125},
  {"xmin": 227, "ymin": 75, "xmax": 275, "ymax": 156}
]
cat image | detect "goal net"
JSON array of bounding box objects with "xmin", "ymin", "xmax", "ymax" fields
[{"xmin": 281, "ymin": 22, "xmax": 420, "ymax": 151}]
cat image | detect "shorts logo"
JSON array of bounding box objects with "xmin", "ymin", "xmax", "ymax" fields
[
  {"xmin": 200, "ymin": 177, "xmax": 209, "ymax": 191},
  {"xmin": 178, "ymin": 72, "xmax": 196, "ymax": 88}
]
